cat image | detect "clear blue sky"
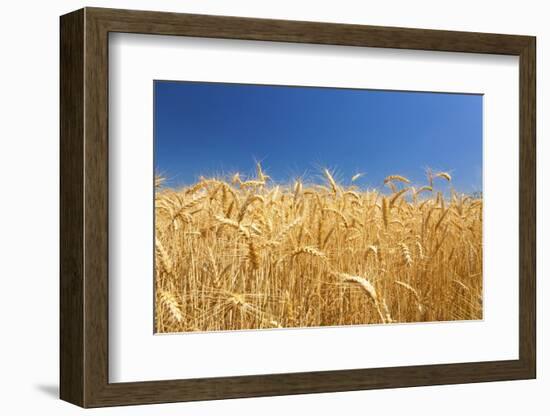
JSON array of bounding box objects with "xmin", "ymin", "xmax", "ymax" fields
[{"xmin": 154, "ymin": 81, "xmax": 482, "ymax": 193}]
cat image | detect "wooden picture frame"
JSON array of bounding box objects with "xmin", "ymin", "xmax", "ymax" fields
[{"xmin": 60, "ymin": 7, "xmax": 536, "ymax": 408}]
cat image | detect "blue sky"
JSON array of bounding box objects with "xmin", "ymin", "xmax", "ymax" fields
[{"xmin": 154, "ymin": 81, "xmax": 482, "ymax": 193}]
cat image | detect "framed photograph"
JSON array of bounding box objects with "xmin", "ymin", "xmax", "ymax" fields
[{"xmin": 60, "ymin": 7, "xmax": 536, "ymax": 408}]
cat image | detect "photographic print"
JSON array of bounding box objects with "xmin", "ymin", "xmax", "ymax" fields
[{"xmin": 154, "ymin": 81, "xmax": 483, "ymax": 334}]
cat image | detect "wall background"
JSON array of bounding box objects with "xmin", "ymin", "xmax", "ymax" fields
[{"xmin": 0, "ymin": 1, "xmax": 545, "ymax": 414}]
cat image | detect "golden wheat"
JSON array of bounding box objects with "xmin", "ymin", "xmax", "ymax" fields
[{"xmin": 155, "ymin": 165, "xmax": 482, "ymax": 333}]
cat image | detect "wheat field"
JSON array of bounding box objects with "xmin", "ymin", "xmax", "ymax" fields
[{"xmin": 154, "ymin": 165, "xmax": 482, "ymax": 333}]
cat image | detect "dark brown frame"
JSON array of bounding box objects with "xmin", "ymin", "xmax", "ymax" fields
[{"xmin": 60, "ymin": 7, "xmax": 536, "ymax": 408}]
